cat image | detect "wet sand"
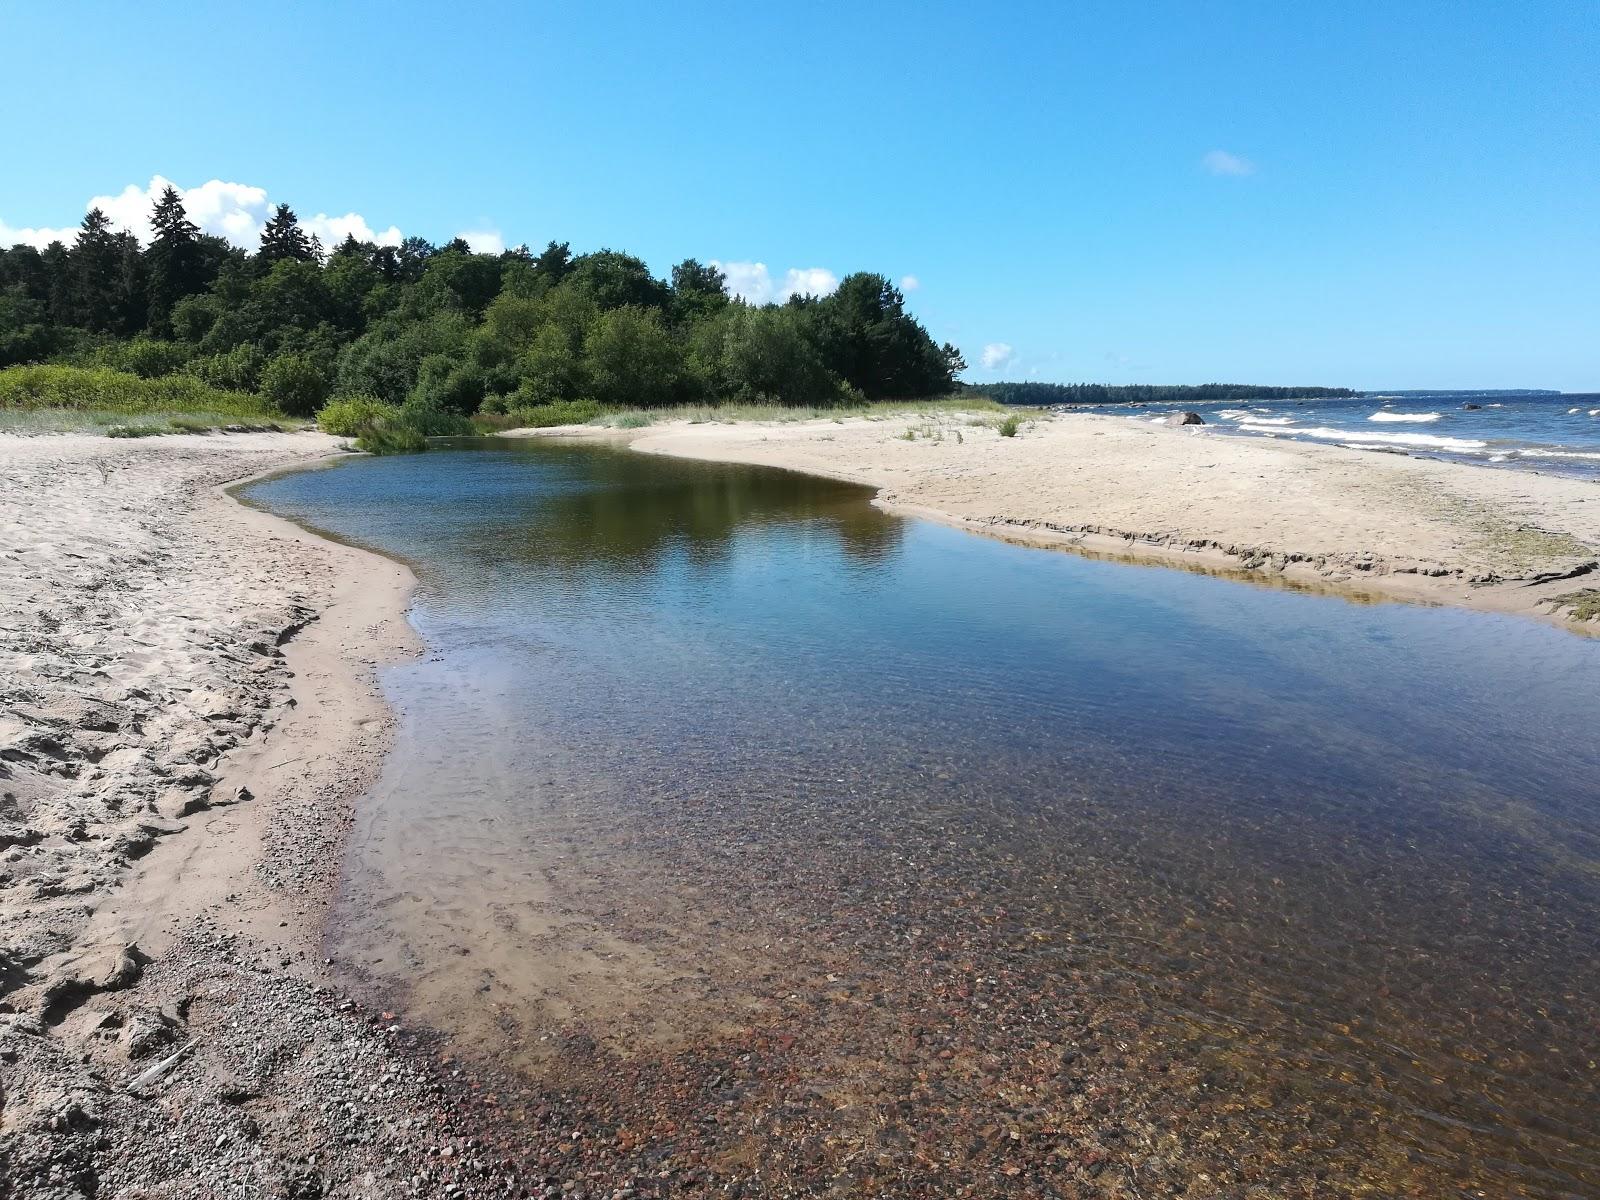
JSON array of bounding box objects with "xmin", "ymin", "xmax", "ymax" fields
[
  {"xmin": 0, "ymin": 433, "xmax": 522, "ymax": 1197},
  {"xmin": 516, "ymin": 410, "xmax": 1600, "ymax": 629}
]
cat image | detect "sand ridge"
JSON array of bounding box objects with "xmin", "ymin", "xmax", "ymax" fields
[{"xmin": 524, "ymin": 410, "xmax": 1600, "ymax": 628}]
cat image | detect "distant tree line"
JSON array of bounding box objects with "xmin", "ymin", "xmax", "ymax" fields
[
  {"xmin": 970, "ymin": 382, "xmax": 1354, "ymax": 406},
  {"xmin": 0, "ymin": 190, "xmax": 965, "ymax": 416}
]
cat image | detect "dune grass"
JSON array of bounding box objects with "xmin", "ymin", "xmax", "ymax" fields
[
  {"xmin": 0, "ymin": 364, "xmax": 289, "ymax": 437},
  {"xmin": 579, "ymin": 394, "xmax": 1015, "ymax": 430},
  {"xmin": 0, "ymin": 364, "xmax": 277, "ymax": 418},
  {"xmin": 0, "ymin": 407, "xmax": 294, "ymax": 437}
]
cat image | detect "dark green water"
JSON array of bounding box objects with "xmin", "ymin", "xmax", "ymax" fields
[{"xmin": 245, "ymin": 439, "xmax": 1600, "ymax": 1197}]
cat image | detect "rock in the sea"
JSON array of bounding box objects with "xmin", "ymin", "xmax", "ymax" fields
[
  {"xmin": 1163, "ymin": 411, "xmax": 1205, "ymax": 426},
  {"xmin": 1462, "ymin": 402, "xmax": 1482, "ymax": 410}
]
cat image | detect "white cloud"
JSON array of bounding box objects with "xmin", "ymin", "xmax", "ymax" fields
[
  {"xmin": 714, "ymin": 261, "xmax": 773, "ymax": 303},
  {"xmin": 900, "ymin": 274, "xmax": 920, "ymax": 291},
  {"xmin": 782, "ymin": 266, "xmax": 837, "ymax": 299},
  {"xmin": 1201, "ymin": 149, "xmax": 1255, "ymax": 177},
  {"xmin": 81, "ymin": 175, "xmax": 273, "ymax": 246},
  {"xmin": 305, "ymin": 211, "xmax": 404, "ymax": 249},
  {"xmin": 0, "ymin": 217, "xmax": 79, "ymax": 250},
  {"xmin": 712, "ymin": 260, "xmax": 840, "ymax": 305},
  {"xmin": 1, "ymin": 175, "xmax": 409, "ymax": 253},
  {"xmin": 457, "ymin": 229, "xmax": 505, "ymax": 255},
  {"xmin": 980, "ymin": 342, "xmax": 1015, "ymax": 370}
]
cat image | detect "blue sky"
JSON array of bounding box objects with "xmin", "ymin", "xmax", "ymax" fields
[{"xmin": 3, "ymin": 2, "xmax": 1596, "ymax": 391}]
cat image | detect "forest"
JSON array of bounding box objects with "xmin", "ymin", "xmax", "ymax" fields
[
  {"xmin": 0, "ymin": 189, "xmax": 965, "ymax": 439},
  {"xmin": 976, "ymin": 381, "xmax": 1354, "ymax": 406}
]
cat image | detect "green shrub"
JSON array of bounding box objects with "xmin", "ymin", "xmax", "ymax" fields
[
  {"xmin": 317, "ymin": 392, "xmax": 441, "ymax": 454},
  {"xmin": 317, "ymin": 394, "xmax": 401, "ymax": 437},
  {"xmin": 998, "ymin": 414, "xmax": 1022, "ymax": 437},
  {"xmin": 356, "ymin": 425, "xmax": 429, "ymax": 455},
  {"xmin": 261, "ymin": 353, "xmax": 331, "ymax": 417},
  {"xmin": 0, "ymin": 364, "xmax": 272, "ymax": 418},
  {"xmin": 105, "ymin": 337, "xmax": 191, "ymax": 379},
  {"xmin": 469, "ymin": 411, "xmax": 522, "ymax": 433},
  {"xmin": 612, "ymin": 411, "xmax": 654, "ymax": 429},
  {"xmin": 508, "ymin": 398, "xmax": 603, "ymax": 428},
  {"xmin": 398, "ymin": 394, "xmax": 476, "ymax": 436},
  {"xmin": 185, "ymin": 345, "xmax": 264, "ymax": 392}
]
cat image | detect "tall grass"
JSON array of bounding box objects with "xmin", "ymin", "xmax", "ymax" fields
[
  {"xmin": 0, "ymin": 408, "xmax": 293, "ymax": 436},
  {"xmin": 578, "ymin": 394, "xmax": 1013, "ymax": 430},
  {"xmin": 0, "ymin": 364, "xmax": 276, "ymax": 419}
]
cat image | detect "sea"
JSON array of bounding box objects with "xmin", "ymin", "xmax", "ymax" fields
[{"xmin": 1085, "ymin": 390, "xmax": 1600, "ymax": 478}]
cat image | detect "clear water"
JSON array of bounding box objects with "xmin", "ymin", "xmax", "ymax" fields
[
  {"xmin": 1086, "ymin": 390, "xmax": 1600, "ymax": 478},
  {"xmin": 243, "ymin": 439, "xmax": 1600, "ymax": 1197}
]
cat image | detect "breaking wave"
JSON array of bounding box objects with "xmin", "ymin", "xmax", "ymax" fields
[{"xmin": 1237, "ymin": 423, "xmax": 1488, "ymax": 451}]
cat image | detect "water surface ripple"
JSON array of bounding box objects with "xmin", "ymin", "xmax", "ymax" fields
[{"xmin": 245, "ymin": 439, "xmax": 1600, "ymax": 1197}]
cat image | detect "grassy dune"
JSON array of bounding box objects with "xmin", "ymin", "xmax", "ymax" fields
[{"xmin": 0, "ymin": 364, "xmax": 289, "ymax": 436}]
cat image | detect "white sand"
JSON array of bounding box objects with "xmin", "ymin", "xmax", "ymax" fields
[
  {"xmin": 523, "ymin": 410, "xmax": 1600, "ymax": 626},
  {"xmin": 0, "ymin": 431, "xmax": 446, "ymax": 1192}
]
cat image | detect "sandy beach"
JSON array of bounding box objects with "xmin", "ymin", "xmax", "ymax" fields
[
  {"xmin": 521, "ymin": 409, "xmax": 1600, "ymax": 628},
  {"xmin": 0, "ymin": 433, "xmax": 521, "ymax": 1197}
]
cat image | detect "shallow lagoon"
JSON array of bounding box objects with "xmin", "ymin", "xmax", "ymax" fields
[{"xmin": 246, "ymin": 438, "xmax": 1600, "ymax": 1196}]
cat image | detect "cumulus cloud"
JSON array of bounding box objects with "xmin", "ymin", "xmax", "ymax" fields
[
  {"xmin": 457, "ymin": 229, "xmax": 506, "ymax": 255},
  {"xmin": 0, "ymin": 217, "xmax": 79, "ymax": 250},
  {"xmin": 712, "ymin": 260, "xmax": 840, "ymax": 305},
  {"xmin": 900, "ymin": 274, "xmax": 920, "ymax": 291},
  {"xmin": 304, "ymin": 211, "xmax": 404, "ymax": 249},
  {"xmin": 78, "ymin": 176, "xmax": 274, "ymax": 246},
  {"xmin": 782, "ymin": 266, "xmax": 838, "ymax": 299},
  {"xmin": 0, "ymin": 175, "xmax": 412, "ymax": 253},
  {"xmin": 1201, "ymin": 149, "xmax": 1255, "ymax": 177},
  {"xmin": 980, "ymin": 342, "xmax": 1015, "ymax": 370}
]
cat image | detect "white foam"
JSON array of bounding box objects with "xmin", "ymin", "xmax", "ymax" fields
[
  {"xmin": 1368, "ymin": 411, "xmax": 1440, "ymax": 423},
  {"xmin": 1236, "ymin": 423, "xmax": 1488, "ymax": 451},
  {"xmin": 1217, "ymin": 409, "xmax": 1250, "ymax": 419},
  {"xmin": 1515, "ymin": 449, "xmax": 1600, "ymax": 462},
  {"xmin": 1589, "ymin": 409, "xmax": 1600, "ymax": 416},
  {"xmin": 1241, "ymin": 416, "xmax": 1295, "ymax": 426},
  {"xmin": 1569, "ymin": 407, "xmax": 1583, "ymax": 414}
]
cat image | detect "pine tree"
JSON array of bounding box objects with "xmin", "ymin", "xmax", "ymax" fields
[
  {"xmin": 257, "ymin": 203, "xmax": 314, "ymax": 265},
  {"xmin": 112, "ymin": 231, "xmax": 148, "ymax": 334},
  {"xmin": 145, "ymin": 186, "xmax": 202, "ymax": 334},
  {"xmin": 65, "ymin": 208, "xmax": 121, "ymax": 331}
]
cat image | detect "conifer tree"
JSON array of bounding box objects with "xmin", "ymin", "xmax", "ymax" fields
[
  {"xmin": 257, "ymin": 203, "xmax": 314, "ymax": 264},
  {"xmin": 65, "ymin": 208, "xmax": 122, "ymax": 331},
  {"xmin": 145, "ymin": 186, "xmax": 202, "ymax": 334}
]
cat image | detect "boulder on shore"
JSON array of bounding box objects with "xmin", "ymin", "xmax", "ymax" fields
[{"xmin": 1163, "ymin": 411, "xmax": 1206, "ymax": 426}]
